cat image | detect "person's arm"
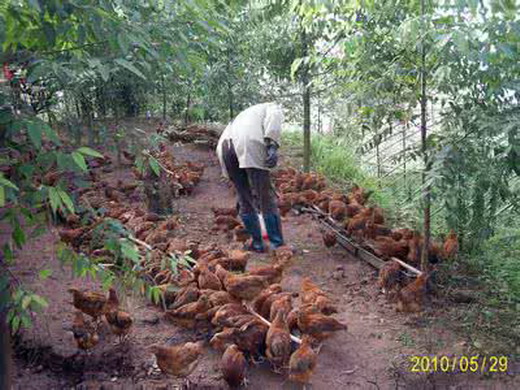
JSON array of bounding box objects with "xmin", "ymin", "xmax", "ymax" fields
[{"xmin": 263, "ymin": 104, "xmax": 283, "ymax": 168}]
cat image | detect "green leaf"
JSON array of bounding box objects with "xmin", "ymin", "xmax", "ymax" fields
[
  {"xmin": 31, "ymin": 294, "xmax": 48, "ymax": 309},
  {"xmin": 0, "ymin": 176, "xmax": 19, "ymax": 191},
  {"xmin": 115, "ymin": 58, "xmax": 146, "ymax": 80},
  {"xmin": 77, "ymin": 147, "xmax": 103, "ymax": 158},
  {"xmin": 48, "ymin": 187, "xmax": 61, "ymax": 213},
  {"xmin": 149, "ymin": 157, "xmax": 160, "ymax": 176},
  {"xmin": 11, "ymin": 316, "xmax": 20, "ymax": 333},
  {"xmin": 0, "ymin": 187, "xmax": 4, "ymax": 207},
  {"xmin": 57, "ymin": 190, "xmax": 75, "ymax": 213},
  {"xmin": 22, "ymin": 295, "xmax": 31, "ymax": 309},
  {"xmin": 120, "ymin": 239, "xmax": 139, "ymax": 262},
  {"xmin": 12, "ymin": 225, "xmax": 25, "ymax": 247},
  {"xmin": 27, "ymin": 122, "xmax": 42, "ymax": 149},
  {"xmin": 71, "ymin": 151, "xmax": 87, "ymax": 172},
  {"xmin": 42, "ymin": 123, "xmax": 61, "ymax": 145},
  {"xmin": 39, "ymin": 269, "xmax": 52, "ymax": 280}
]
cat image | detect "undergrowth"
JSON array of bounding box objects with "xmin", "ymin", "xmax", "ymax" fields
[{"xmin": 281, "ymin": 130, "xmax": 520, "ymax": 356}]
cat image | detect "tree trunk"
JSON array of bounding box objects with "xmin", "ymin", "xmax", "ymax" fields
[
  {"xmin": 0, "ymin": 282, "xmax": 12, "ymax": 390},
  {"xmin": 162, "ymin": 75, "xmax": 167, "ymax": 120},
  {"xmin": 420, "ymin": 0, "xmax": 431, "ymax": 271},
  {"xmin": 301, "ymin": 27, "xmax": 311, "ymax": 173},
  {"xmin": 184, "ymin": 90, "xmax": 191, "ymax": 126}
]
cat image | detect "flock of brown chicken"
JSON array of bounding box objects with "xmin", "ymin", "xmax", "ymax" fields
[
  {"xmin": 56, "ymin": 135, "xmax": 461, "ymax": 386},
  {"xmin": 57, "ymin": 146, "xmax": 350, "ymax": 387},
  {"xmin": 271, "ymin": 167, "xmax": 460, "ymax": 312}
]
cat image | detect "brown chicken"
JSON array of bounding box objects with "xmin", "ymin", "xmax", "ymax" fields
[
  {"xmin": 278, "ymin": 195, "xmax": 294, "ymax": 216},
  {"xmin": 150, "ymin": 341, "xmax": 204, "ymax": 377},
  {"xmin": 378, "ymin": 260, "xmax": 402, "ymax": 295},
  {"xmin": 223, "ymin": 273, "xmax": 271, "ymax": 301},
  {"xmin": 233, "ymin": 225, "xmax": 250, "ymax": 243},
  {"xmin": 322, "ymin": 231, "xmax": 337, "ymax": 248},
  {"xmin": 364, "ymin": 220, "xmax": 392, "ymax": 239},
  {"xmin": 300, "ymin": 277, "xmax": 338, "ymax": 315},
  {"xmin": 328, "ymin": 200, "xmax": 347, "ymax": 221},
  {"xmin": 211, "ymin": 303, "xmax": 249, "ymax": 328},
  {"xmin": 68, "ymin": 288, "xmax": 107, "ymax": 323},
  {"xmin": 346, "ymin": 201, "xmax": 363, "ymax": 217},
  {"xmin": 169, "ymin": 284, "xmax": 200, "ymax": 310},
  {"xmin": 252, "ymin": 284, "xmax": 282, "ymax": 313},
  {"xmin": 211, "ymin": 321, "xmax": 268, "ymax": 358},
  {"xmin": 443, "ymin": 230, "xmax": 459, "ymax": 259},
  {"xmin": 212, "ymin": 206, "xmax": 239, "ymax": 218},
  {"xmin": 248, "ymin": 263, "xmax": 285, "ymax": 284},
  {"xmin": 215, "ymin": 215, "xmax": 241, "ymax": 231},
  {"xmin": 269, "ymin": 294, "xmax": 293, "ymax": 321},
  {"xmin": 289, "ymin": 335, "xmax": 317, "ymax": 385},
  {"xmin": 274, "ymin": 245, "xmax": 295, "ymax": 265},
  {"xmin": 259, "ymin": 292, "xmax": 293, "ymax": 319},
  {"xmin": 59, "ymin": 228, "xmax": 86, "ymax": 248},
  {"xmin": 397, "ymin": 273, "xmax": 429, "ymax": 312},
  {"xmin": 372, "ymin": 236, "xmax": 410, "ymax": 260},
  {"xmin": 221, "ymin": 344, "xmax": 247, "ymax": 388},
  {"xmin": 71, "ymin": 311, "xmax": 99, "ymax": 352},
  {"xmin": 165, "ymin": 294, "xmax": 212, "ymax": 329},
  {"xmin": 266, "ymin": 311, "xmax": 292, "ymax": 371},
  {"xmin": 197, "ymin": 265, "xmax": 223, "ymax": 290},
  {"xmin": 105, "ymin": 288, "xmax": 133, "ymax": 343},
  {"xmin": 348, "ymin": 185, "xmax": 373, "ymax": 205},
  {"xmin": 297, "ymin": 305, "xmax": 347, "ymax": 340}
]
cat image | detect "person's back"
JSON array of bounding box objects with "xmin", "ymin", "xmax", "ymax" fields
[{"xmin": 216, "ymin": 102, "xmax": 284, "ymax": 252}]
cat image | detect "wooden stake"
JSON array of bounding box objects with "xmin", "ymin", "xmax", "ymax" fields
[{"xmin": 245, "ymin": 305, "xmax": 302, "ymax": 344}]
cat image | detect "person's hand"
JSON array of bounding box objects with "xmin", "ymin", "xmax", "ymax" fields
[{"xmin": 265, "ymin": 139, "xmax": 279, "ymax": 168}]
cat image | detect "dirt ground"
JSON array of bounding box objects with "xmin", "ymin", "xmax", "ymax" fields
[{"xmin": 6, "ymin": 123, "xmax": 519, "ymax": 389}]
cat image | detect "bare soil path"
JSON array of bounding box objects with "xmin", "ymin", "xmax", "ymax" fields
[{"xmin": 7, "ymin": 124, "xmax": 518, "ymax": 389}]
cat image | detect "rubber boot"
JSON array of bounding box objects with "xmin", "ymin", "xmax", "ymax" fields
[
  {"xmin": 263, "ymin": 213, "xmax": 284, "ymax": 249},
  {"xmin": 240, "ymin": 213, "xmax": 265, "ymax": 253}
]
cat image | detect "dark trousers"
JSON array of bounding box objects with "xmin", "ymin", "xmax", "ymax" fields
[{"xmin": 221, "ymin": 139, "xmax": 277, "ymax": 215}]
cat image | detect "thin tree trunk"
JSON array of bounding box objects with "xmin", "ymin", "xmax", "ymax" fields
[
  {"xmin": 162, "ymin": 75, "xmax": 167, "ymax": 120},
  {"xmin": 301, "ymin": 27, "xmax": 311, "ymax": 173},
  {"xmin": 0, "ymin": 281, "xmax": 12, "ymax": 390},
  {"xmin": 184, "ymin": 90, "xmax": 191, "ymax": 125},
  {"xmin": 420, "ymin": 0, "xmax": 431, "ymax": 271}
]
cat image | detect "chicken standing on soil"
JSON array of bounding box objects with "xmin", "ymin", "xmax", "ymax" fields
[
  {"xmin": 397, "ymin": 273, "xmax": 429, "ymax": 313},
  {"xmin": 71, "ymin": 312, "xmax": 99, "ymax": 353},
  {"xmin": 322, "ymin": 231, "xmax": 337, "ymax": 248},
  {"xmin": 300, "ymin": 277, "xmax": 338, "ymax": 315},
  {"xmin": 443, "ymin": 230, "xmax": 459, "ymax": 259},
  {"xmin": 105, "ymin": 288, "xmax": 133, "ymax": 343},
  {"xmin": 265, "ymin": 311, "xmax": 292, "ymax": 372},
  {"xmin": 221, "ymin": 344, "xmax": 248, "ymax": 388},
  {"xmin": 150, "ymin": 341, "xmax": 204, "ymax": 377},
  {"xmin": 222, "ymin": 272, "xmax": 271, "ymax": 301},
  {"xmin": 378, "ymin": 260, "xmax": 402, "ymax": 295},
  {"xmin": 297, "ymin": 305, "xmax": 347, "ymax": 341},
  {"xmin": 289, "ymin": 335, "xmax": 318, "ymax": 385},
  {"xmin": 68, "ymin": 287, "xmax": 108, "ymax": 325}
]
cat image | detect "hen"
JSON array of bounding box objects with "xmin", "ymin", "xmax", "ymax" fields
[
  {"xmin": 328, "ymin": 200, "xmax": 347, "ymax": 221},
  {"xmin": 215, "ymin": 215, "xmax": 241, "ymax": 231},
  {"xmin": 150, "ymin": 341, "xmax": 204, "ymax": 377},
  {"xmin": 221, "ymin": 344, "xmax": 248, "ymax": 388},
  {"xmin": 68, "ymin": 287, "xmax": 107, "ymax": 324},
  {"xmin": 397, "ymin": 273, "xmax": 429, "ymax": 312},
  {"xmin": 269, "ymin": 294, "xmax": 293, "ymax": 321},
  {"xmin": 251, "ymin": 284, "xmax": 282, "ymax": 313},
  {"xmin": 197, "ymin": 265, "xmax": 223, "ymax": 290},
  {"xmin": 222, "ymin": 272, "xmax": 270, "ymax": 301},
  {"xmin": 248, "ymin": 263, "xmax": 284, "ymax": 285},
  {"xmin": 443, "ymin": 230, "xmax": 459, "ymax": 259},
  {"xmin": 165, "ymin": 295, "xmax": 212, "ymax": 329},
  {"xmin": 289, "ymin": 335, "xmax": 317, "ymax": 385},
  {"xmin": 212, "ymin": 206, "xmax": 239, "ymax": 218},
  {"xmin": 265, "ymin": 311, "xmax": 292, "ymax": 371},
  {"xmin": 169, "ymin": 284, "xmax": 200, "ymax": 310},
  {"xmin": 322, "ymin": 231, "xmax": 337, "ymax": 248},
  {"xmin": 378, "ymin": 261, "xmax": 402, "ymax": 295},
  {"xmin": 300, "ymin": 277, "xmax": 338, "ymax": 315},
  {"xmin": 297, "ymin": 305, "xmax": 347, "ymax": 340},
  {"xmin": 71, "ymin": 311, "xmax": 99, "ymax": 352},
  {"xmin": 105, "ymin": 288, "xmax": 133, "ymax": 343}
]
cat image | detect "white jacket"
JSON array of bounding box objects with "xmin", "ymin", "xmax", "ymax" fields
[{"xmin": 216, "ymin": 102, "xmax": 283, "ymax": 178}]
